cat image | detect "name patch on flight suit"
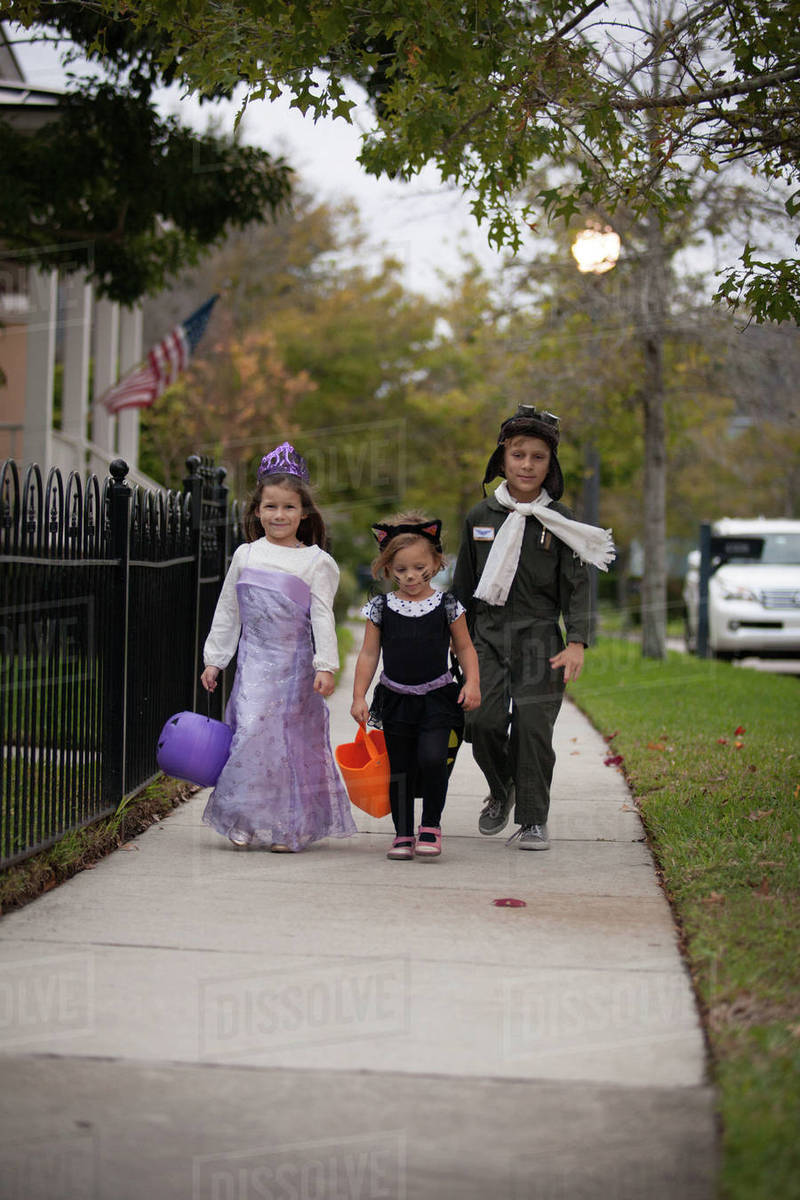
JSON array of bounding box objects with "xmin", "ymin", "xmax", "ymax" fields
[{"xmin": 473, "ymin": 526, "xmax": 495, "ymax": 541}]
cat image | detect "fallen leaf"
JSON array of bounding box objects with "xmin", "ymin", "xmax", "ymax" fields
[
  {"xmin": 570, "ymin": 751, "xmax": 580, "ymax": 756},
  {"xmin": 788, "ymin": 1024, "xmax": 800, "ymax": 1039},
  {"xmin": 620, "ymin": 803, "xmax": 635, "ymax": 812},
  {"xmin": 605, "ymin": 730, "xmax": 619, "ymax": 741},
  {"xmin": 120, "ymin": 843, "xmax": 139, "ymax": 851},
  {"xmin": 570, "ymin": 737, "xmax": 578, "ymax": 742},
  {"xmin": 750, "ymin": 876, "xmax": 771, "ymax": 896},
  {"xmin": 647, "ymin": 741, "xmax": 666, "ymax": 751},
  {"xmin": 42, "ymin": 880, "xmax": 56, "ymax": 892},
  {"xmin": 734, "ymin": 741, "xmax": 744, "ymax": 749},
  {"xmin": 604, "ymin": 754, "xmax": 624, "ymax": 767},
  {"xmin": 717, "ymin": 738, "xmax": 728, "ymax": 745},
  {"xmin": 701, "ymin": 891, "xmax": 725, "ymax": 906},
  {"xmin": 492, "ymin": 898, "xmax": 527, "ymax": 908},
  {"xmin": 747, "ymin": 808, "xmax": 774, "ymax": 821},
  {"xmin": 734, "ymin": 725, "xmax": 746, "ymax": 735},
  {"xmin": 756, "ymin": 860, "xmax": 784, "ymax": 868}
]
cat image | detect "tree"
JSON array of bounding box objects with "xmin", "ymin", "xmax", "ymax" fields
[
  {"xmin": 138, "ymin": 313, "xmax": 315, "ymax": 488},
  {"xmin": 138, "ymin": 193, "xmax": 438, "ymax": 580},
  {"xmin": 11, "ymin": 0, "xmax": 800, "ymax": 319},
  {"xmin": 515, "ymin": 3, "xmax": 796, "ymax": 656},
  {"xmin": 1, "ymin": 11, "xmax": 291, "ymax": 301},
  {"xmin": 416, "ymin": 227, "xmax": 799, "ymax": 638}
]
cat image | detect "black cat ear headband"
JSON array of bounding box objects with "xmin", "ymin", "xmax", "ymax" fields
[{"xmin": 371, "ymin": 520, "xmax": 443, "ymax": 552}]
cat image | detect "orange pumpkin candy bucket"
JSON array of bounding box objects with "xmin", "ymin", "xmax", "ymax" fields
[{"xmin": 335, "ymin": 724, "xmax": 391, "ymax": 818}]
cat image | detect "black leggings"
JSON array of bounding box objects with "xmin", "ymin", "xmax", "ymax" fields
[{"xmin": 384, "ymin": 726, "xmax": 451, "ymax": 838}]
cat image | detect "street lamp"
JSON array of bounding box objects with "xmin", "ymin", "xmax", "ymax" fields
[
  {"xmin": 570, "ymin": 227, "xmax": 621, "ymax": 274},
  {"xmin": 570, "ymin": 225, "xmax": 621, "ymax": 639}
]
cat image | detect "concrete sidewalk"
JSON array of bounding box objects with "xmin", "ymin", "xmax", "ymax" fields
[{"xmin": 0, "ymin": 646, "xmax": 716, "ymax": 1199}]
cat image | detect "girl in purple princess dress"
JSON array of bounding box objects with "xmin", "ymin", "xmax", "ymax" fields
[{"xmin": 200, "ymin": 443, "xmax": 357, "ymax": 853}]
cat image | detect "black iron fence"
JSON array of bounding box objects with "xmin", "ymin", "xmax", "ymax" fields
[{"xmin": 0, "ymin": 454, "xmax": 242, "ymax": 869}]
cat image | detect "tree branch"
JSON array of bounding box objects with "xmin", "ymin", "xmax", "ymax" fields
[
  {"xmin": 554, "ymin": 0, "xmax": 611, "ymax": 40},
  {"xmin": 613, "ymin": 63, "xmax": 800, "ymax": 112}
]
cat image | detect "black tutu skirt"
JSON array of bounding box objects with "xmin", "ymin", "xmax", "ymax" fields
[
  {"xmin": 368, "ymin": 681, "xmax": 465, "ymax": 795},
  {"xmin": 368, "ymin": 680, "xmax": 465, "ymax": 737}
]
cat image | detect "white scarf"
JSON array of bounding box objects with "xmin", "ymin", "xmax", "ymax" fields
[{"xmin": 473, "ymin": 481, "xmax": 616, "ymax": 606}]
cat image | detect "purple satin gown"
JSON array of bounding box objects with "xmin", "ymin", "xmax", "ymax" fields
[{"xmin": 203, "ymin": 566, "xmax": 356, "ymax": 850}]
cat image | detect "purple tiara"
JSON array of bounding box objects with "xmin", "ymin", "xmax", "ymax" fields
[{"xmin": 257, "ymin": 442, "xmax": 310, "ymax": 484}]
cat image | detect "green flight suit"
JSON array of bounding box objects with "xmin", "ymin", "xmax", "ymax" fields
[{"xmin": 452, "ymin": 496, "xmax": 592, "ymax": 826}]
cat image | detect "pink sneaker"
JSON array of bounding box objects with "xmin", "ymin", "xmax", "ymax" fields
[
  {"xmin": 415, "ymin": 826, "xmax": 442, "ymax": 857},
  {"xmin": 387, "ymin": 836, "xmax": 415, "ymax": 861}
]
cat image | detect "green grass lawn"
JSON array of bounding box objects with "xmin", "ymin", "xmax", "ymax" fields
[
  {"xmin": 571, "ymin": 641, "xmax": 800, "ymax": 1200},
  {"xmin": 596, "ymin": 599, "xmax": 686, "ymax": 639}
]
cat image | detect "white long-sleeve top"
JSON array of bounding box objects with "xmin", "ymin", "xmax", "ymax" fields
[{"xmin": 203, "ymin": 539, "xmax": 341, "ymax": 673}]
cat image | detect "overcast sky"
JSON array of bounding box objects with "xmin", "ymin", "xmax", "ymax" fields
[{"xmin": 8, "ymin": 25, "xmax": 511, "ymax": 299}]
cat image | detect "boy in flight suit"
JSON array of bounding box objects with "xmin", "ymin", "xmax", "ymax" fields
[{"xmin": 453, "ymin": 406, "xmax": 615, "ymax": 849}]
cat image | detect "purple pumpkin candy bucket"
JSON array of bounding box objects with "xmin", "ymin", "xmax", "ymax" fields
[{"xmin": 156, "ymin": 711, "xmax": 233, "ymax": 788}]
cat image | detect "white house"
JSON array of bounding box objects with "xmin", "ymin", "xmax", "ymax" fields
[{"xmin": 0, "ymin": 24, "xmax": 158, "ymax": 489}]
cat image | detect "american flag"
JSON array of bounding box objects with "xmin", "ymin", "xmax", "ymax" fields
[{"xmin": 101, "ymin": 295, "xmax": 219, "ymax": 414}]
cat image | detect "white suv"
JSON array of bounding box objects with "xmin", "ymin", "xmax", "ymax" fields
[{"xmin": 683, "ymin": 518, "xmax": 800, "ymax": 659}]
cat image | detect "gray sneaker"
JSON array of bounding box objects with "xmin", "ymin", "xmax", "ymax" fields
[
  {"xmin": 507, "ymin": 823, "xmax": 550, "ymax": 850},
  {"xmin": 478, "ymin": 786, "xmax": 515, "ymax": 835}
]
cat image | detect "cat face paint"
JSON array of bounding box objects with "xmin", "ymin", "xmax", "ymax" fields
[{"xmin": 389, "ymin": 541, "xmax": 439, "ymax": 601}]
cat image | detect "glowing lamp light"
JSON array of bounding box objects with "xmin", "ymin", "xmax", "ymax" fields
[{"xmin": 571, "ymin": 228, "xmax": 621, "ymax": 274}]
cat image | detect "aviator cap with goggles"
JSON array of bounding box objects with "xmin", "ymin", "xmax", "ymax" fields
[{"xmin": 482, "ymin": 405, "xmax": 564, "ymax": 499}]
